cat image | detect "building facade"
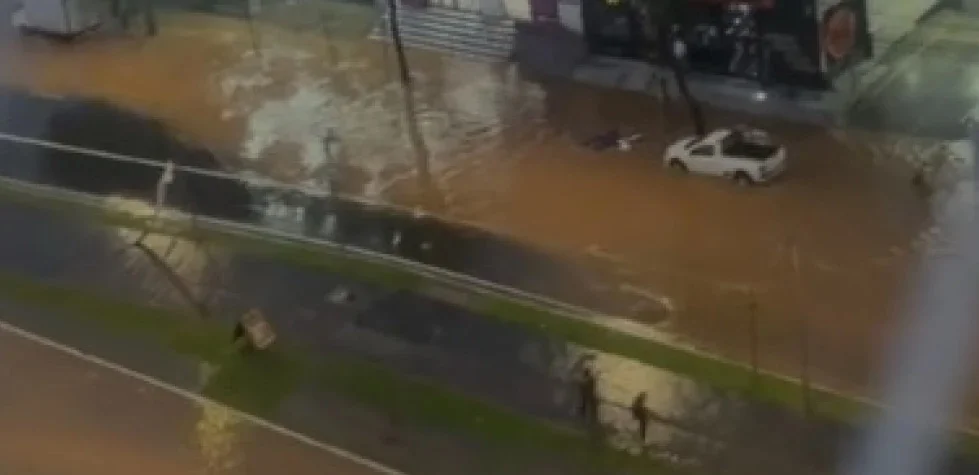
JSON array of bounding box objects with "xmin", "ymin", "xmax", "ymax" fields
[
  {"xmin": 385, "ymin": 0, "xmax": 879, "ymax": 91},
  {"xmin": 580, "ymin": 0, "xmax": 872, "ymax": 89}
]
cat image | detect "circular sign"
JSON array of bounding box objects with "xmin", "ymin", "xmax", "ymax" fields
[{"xmin": 822, "ymin": 5, "xmax": 857, "ymax": 61}]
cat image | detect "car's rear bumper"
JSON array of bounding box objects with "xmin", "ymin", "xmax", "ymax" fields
[{"xmin": 758, "ymin": 159, "xmax": 788, "ymax": 182}]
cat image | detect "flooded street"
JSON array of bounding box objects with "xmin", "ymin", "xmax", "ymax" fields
[{"xmin": 0, "ymin": 7, "xmax": 950, "ymax": 418}]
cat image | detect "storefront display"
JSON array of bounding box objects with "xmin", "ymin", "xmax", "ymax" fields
[
  {"xmin": 818, "ymin": 0, "xmax": 865, "ymax": 74},
  {"xmin": 581, "ymin": 0, "xmax": 644, "ymax": 58},
  {"xmin": 581, "ymin": 0, "xmax": 870, "ymax": 89}
]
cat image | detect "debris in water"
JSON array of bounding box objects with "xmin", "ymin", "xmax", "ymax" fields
[{"xmin": 328, "ymin": 286, "xmax": 354, "ymax": 304}]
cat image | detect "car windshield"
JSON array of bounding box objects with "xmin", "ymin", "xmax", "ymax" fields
[{"xmin": 721, "ymin": 131, "xmax": 779, "ymax": 160}]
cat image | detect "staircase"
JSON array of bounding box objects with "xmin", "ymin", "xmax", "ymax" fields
[{"xmin": 371, "ymin": 7, "xmax": 516, "ymax": 62}]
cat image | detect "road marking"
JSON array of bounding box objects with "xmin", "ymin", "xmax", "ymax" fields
[{"xmin": 0, "ymin": 319, "xmax": 408, "ymax": 475}]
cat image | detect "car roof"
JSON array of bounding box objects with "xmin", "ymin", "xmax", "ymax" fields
[{"xmin": 706, "ymin": 129, "xmax": 731, "ymax": 142}]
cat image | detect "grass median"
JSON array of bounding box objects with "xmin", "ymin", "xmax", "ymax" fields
[
  {"xmin": 1, "ymin": 182, "xmax": 978, "ymax": 457},
  {"xmin": 0, "ymin": 269, "xmax": 663, "ymax": 473}
]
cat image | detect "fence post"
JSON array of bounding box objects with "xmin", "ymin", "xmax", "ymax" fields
[
  {"xmin": 660, "ymin": 77, "xmax": 670, "ymax": 137},
  {"xmin": 748, "ymin": 292, "xmax": 759, "ymax": 387},
  {"xmin": 790, "ymin": 242, "xmax": 813, "ymax": 418},
  {"xmin": 154, "ymin": 160, "xmax": 174, "ymax": 218}
]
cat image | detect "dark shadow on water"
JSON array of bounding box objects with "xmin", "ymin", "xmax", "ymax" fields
[
  {"xmin": 0, "ymin": 88, "xmax": 647, "ymax": 317},
  {"xmin": 0, "ymin": 90, "xmax": 253, "ymax": 220},
  {"xmin": 42, "ymin": 99, "xmax": 254, "ymax": 221}
]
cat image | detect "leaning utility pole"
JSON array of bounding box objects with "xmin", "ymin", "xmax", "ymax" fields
[
  {"xmin": 649, "ymin": 0, "xmax": 706, "ymax": 136},
  {"xmin": 385, "ymin": 0, "xmax": 442, "ymax": 210},
  {"xmin": 386, "ymin": 0, "xmax": 411, "ymax": 86}
]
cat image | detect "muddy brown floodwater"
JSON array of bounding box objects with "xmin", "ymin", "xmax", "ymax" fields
[{"xmin": 0, "ymin": 8, "xmax": 967, "ymax": 421}]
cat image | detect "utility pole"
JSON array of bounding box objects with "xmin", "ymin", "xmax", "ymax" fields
[
  {"xmin": 386, "ymin": 0, "xmax": 410, "ymax": 86},
  {"xmin": 655, "ymin": 0, "xmax": 706, "ymax": 137},
  {"xmin": 385, "ymin": 0, "xmax": 440, "ymax": 210}
]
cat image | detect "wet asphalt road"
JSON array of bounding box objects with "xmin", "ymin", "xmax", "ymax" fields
[
  {"xmin": 849, "ymin": 11, "xmax": 979, "ymax": 139},
  {"xmin": 0, "ymin": 325, "xmax": 392, "ymax": 475}
]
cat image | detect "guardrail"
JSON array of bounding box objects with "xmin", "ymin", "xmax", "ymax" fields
[
  {"xmin": 0, "ymin": 131, "xmax": 664, "ymax": 335},
  {"xmin": 0, "ymin": 167, "xmax": 665, "ymax": 344},
  {"xmin": 0, "ymin": 130, "xmax": 649, "ymax": 312}
]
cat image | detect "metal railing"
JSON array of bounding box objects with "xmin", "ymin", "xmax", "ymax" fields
[{"xmin": 0, "ymin": 131, "xmax": 676, "ymax": 340}]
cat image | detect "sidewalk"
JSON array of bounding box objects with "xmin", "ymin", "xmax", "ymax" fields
[
  {"xmin": 568, "ymin": 56, "xmax": 842, "ymax": 124},
  {"xmin": 514, "ymin": 3, "xmax": 945, "ymax": 126}
]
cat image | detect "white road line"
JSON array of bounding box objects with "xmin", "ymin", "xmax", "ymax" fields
[{"xmin": 0, "ymin": 319, "xmax": 408, "ymax": 475}]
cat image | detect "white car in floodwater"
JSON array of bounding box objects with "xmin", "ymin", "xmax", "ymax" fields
[{"xmin": 663, "ymin": 127, "xmax": 787, "ymax": 185}]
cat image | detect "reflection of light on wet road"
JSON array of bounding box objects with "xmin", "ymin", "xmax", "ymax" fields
[
  {"xmin": 196, "ymin": 402, "xmax": 244, "ymax": 474},
  {"xmin": 843, "ymin": 185, "xmax": 979, "ymax": 475},
  {"xmin": 0, "ymin": 324, "xmax": 398, "ymax": 475},
  {"xmin": 101, "ymin": 196, "xmax": 214, "ymax": 301},
  {"xmin": 558, "ymin": 345, "xmax": 704, "ymax": 451}
]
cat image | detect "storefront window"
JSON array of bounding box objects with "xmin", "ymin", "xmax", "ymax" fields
[
  {"xmin": 584, "ymin": 0, "xmax": 642, "ymax": 56},
  {"xmin": 597, "ymin": 9, "xmax": 631, "ymax": 41}
]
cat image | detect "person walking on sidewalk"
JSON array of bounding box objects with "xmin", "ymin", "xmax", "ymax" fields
[
  {"xmin": 631, "ymin": 392, "xmax": 650, "ymax": 444},
  {"xmin": 578, "ymin": 366, "xmax": 599, "ymax": 426}
]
